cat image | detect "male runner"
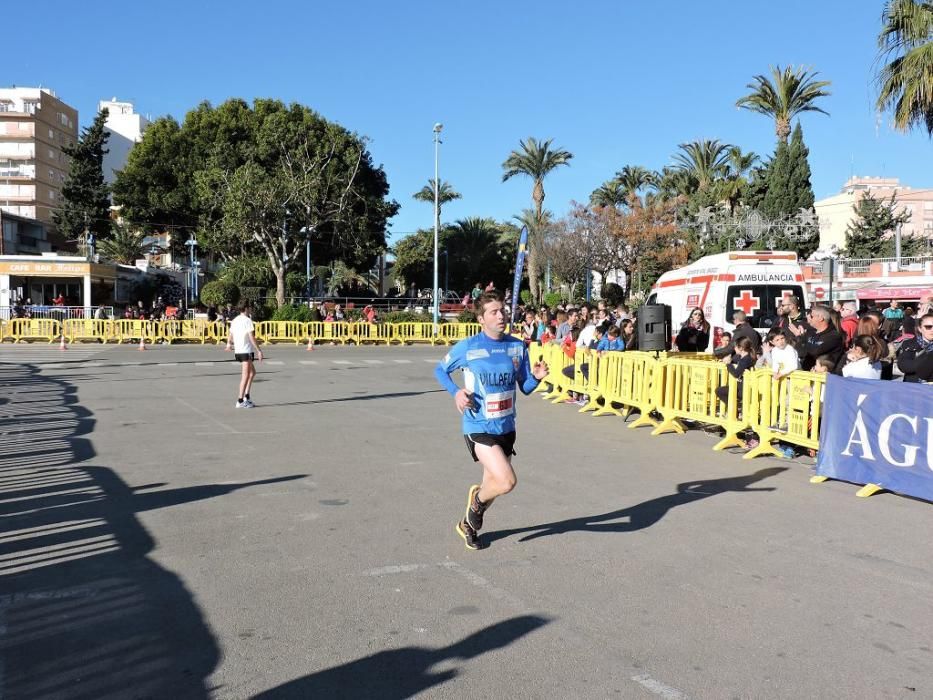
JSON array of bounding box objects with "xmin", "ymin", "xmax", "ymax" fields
[
  {"xmin": 435, "ymin": 290, "xmax": 549, "ymax": 550},
  {"xmin": 225, "ymin": 301, "xmax": 263, "ymax": 407}
]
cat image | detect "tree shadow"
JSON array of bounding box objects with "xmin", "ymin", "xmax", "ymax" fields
[
  {"xmin": 484, "ymin": 467, "xmax": 788, "ymax": 545},
  {"xmin": 253, "ymin": 615, "xmax": 550, "ymax": 699},
  {"xmin": 0, "ymin": 363, "xmax": 304, "ymax": 699}
]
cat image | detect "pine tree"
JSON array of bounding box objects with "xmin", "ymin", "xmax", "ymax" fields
[
  {"xmin": 759, "ymin": 124, "xmax": 818, "ymax": 258},
  {"xmin": 54, "ymin": 108, "xmax": 112, "ymax": 244},
  {"xmin": 843, "ymin": 192, "xmax": 915, "ymax": 258}
]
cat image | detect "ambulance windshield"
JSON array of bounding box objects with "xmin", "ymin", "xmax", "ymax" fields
[{"xmin": 726, "ymin": 284, "xmax": 805, "ymax": 328}]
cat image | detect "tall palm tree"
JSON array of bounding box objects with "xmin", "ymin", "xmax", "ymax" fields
[
  {"xmin": 672, "ymin": 139, "xmax": 732, "ymax": 191},
  {"xmin": 614, "ymin": 165, "xmax": 658, "ymax": 206},
  {"xmin": 412, "ymin": 178, "xmax": 462, "ymax": 225},
  {"xmin": 736, "ymin": 65, "xmax": 832, "ymax": 142},
  {"xmin": 502, "ymin": 137, "xmax": 573, "ymax": 301},
  {"xmin": 590, "ymin": 179, "xmax": 628, "ymax": 207},
  {"xmin": 655, "ymin": 165, "xmax": 697, "ymax": 201},
  {"xmin": 97, "ymin": 227, "xmax": 148, "ymax": 265},
  {"xmin": 875, "ymin": 0, "xmax": 933, "ymax": 137}
]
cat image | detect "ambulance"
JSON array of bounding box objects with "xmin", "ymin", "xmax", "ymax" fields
[{"xmin": 646, "ymin": 251, "xmax": 806, "ymax": 352}]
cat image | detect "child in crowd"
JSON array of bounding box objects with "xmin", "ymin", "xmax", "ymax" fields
[
  {"xmin": 842, "ymin": 335, "xmax": 885, "ymax": 380},
  {"xmin": 539, "ymin": 324, "xmax": 556, "ymax": 344},
  {"xmin": 768, "ymin": 329, "xmax": 799, "ymax": 381},
  {"xmin": 597, "ymin": 325, "xmax": 625, "ymax": 352},
  {"xmin": 715, "ymin": 337, "xmax": 756, "ymax": 410},
  {"xmin": 717, "ymin": 331, "xmax": 732, "ymax": 352}
]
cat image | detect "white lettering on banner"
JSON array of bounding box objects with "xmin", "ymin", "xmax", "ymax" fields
[
  {"xmin": 878, "ymin": 414, "xmax": 919, "ymax": 467},
  {"xmin": 841, "ymin": 394, "xmax": 875, "ymax": 461}
]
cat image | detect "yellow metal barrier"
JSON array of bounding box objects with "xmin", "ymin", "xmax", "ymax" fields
[
  {"xmin": 255, "ymin": 321, "xmax": 306, "ymax": 344},
  {"xmin": 612, "ymin": 352, "xmax": 664, "ymax": 430},
  {"xmin": 651, "ymin": 356, "xmax": 748, "ymax": 450},
  {"xmin": 0, "ymin": 319, "xmax": 10, "ymax": 342},
  {"xmin": 11, "ymin": 318, "xmax": 61, "ymax": 343},
  {"xmin": 438, "ymin": 323, "xmax": 481, "ymax": 344},
  {"xmin": 543, "ymin": 345, "xmax": 575, "ymax": 403},
  {"xmin": 63, "ymin": 319, "xmax": 115, "ymax": 343},
  {"xmin": 744, "ymin": 369, "xmax": 826, "ymax": 460},
  {"xmin": 589, "ymin": 351, "xmax": 627, "ymax": 418},
  {"xmin": 391, "ymin": 322, "xmax": 441, "ymax": 345},
  {"xmin": 114, "ymin": 319, "xmax": 158, "ymax": 343},
  {"xmin": 307, "ymin": 321, "xmax": 346, "ymax": 344},
  {"xmin": 355, "ymin": 322, "xmax": 393, "ymax": 345},
  {"xmin": 159, "ymin": 320, "xmax": 218, "ymax": 344}
]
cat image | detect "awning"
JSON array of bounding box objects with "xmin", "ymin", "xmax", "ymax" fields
[{"xmin": 856, "ymin": 285, "xmax": 933, "ymax": 301}]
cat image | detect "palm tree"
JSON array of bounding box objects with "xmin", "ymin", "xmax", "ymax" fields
[
  {"xmin": 614, "ymin": 165, "xmax": 658, "ymax": 206},
  {"xmin": 736, "ymin": 65, "xmax": 832, "ymax": 142},
  {"xmin": 97, "ymin": 227, "xmax": 149, "ymax": 264},
  {"xmin": 590, "ymin": 179, "xmax": 628, "ymax": 207},
  {"xmin": 502, "ymin": 137, "xmax": 573, "ymax": 301},
  {"xmin": 716, "ymin": 147, "xmax": 759, "ymax": 214},
  {"xmin": 412, "ymin": 178, "xmax": 462, "ymax": 225},
  {"xmin": 875, "ymin": 0, "xmax": 933, "ymax": 137},
  {"xmin": 654, "ymin": 165, "xmax": 697, "ymax": 201},
  {"xmin": 672, "ymin": 139, "xmax": 732, "ymax": 191}
]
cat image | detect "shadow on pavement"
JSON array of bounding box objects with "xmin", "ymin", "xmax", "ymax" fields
[
  {"xmin": 0, "ymin": 363, "xmax": 304, "ymax": 699},
  {"xmin": 271, "ymin": 389, "xmax": 445, "ymax": 407},
  {"xmin": 485, "ymin": 467, "xmax": 788, "ymax": 544},
  {"xmin": 253, "ymin": 615, "xmax": 550, "ymax": 699}
]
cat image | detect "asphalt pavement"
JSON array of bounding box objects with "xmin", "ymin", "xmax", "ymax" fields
[{"xmin": 1, "ymin": 342, "xmax": 931, "ymax": 699}]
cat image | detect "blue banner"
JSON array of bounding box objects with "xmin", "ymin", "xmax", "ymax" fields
[
  {"xmin": 816, "ymin": 375, "xmax": 933, "ymax": 502},
  {"xmin": 510, "ymin": 226, "xmax": 528, "ymax": 323}
]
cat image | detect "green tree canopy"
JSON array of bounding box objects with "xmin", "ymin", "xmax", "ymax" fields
[
  {"xmin": 113, "ymin": 99, "xmax": 399, "ymax": 306},
  {"xmin": 55, "ymin": 108, "xmax": 111, "ymax": 242},
  {"xmin": 843, "ymin": 192, "xmax": 917, "ymax": 257},
  {"xmin": 759, "ymin": 124, "xmax": 819, "ymax": 258},
  {"xmin": 412, "ymin": 179, "xmax": 462, "ymax": 224},
  {"xmin": 96, "ymin": 225, "xmax": 147, "ymax": 264}
]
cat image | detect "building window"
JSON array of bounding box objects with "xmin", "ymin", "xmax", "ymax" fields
[
  {"xmin": 23, "ymin": 101, "xmax": 38, "ymax": 114},
  {"xmin": 49, "ymin": 148, "xmax": 55, "ymax": 159},
  {"xmin": 0, "ymin": 100, "xmax": 13, "ymax": 112}
]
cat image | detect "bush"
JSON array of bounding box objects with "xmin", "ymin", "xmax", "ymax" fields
[
  {"xmin": 543, "ymin": 291, "xmax": 562, "ymax": 309},
  {"xmin": 601, "ymin": 282, "xmax": 625, "ymax": 307},
  {"xmin": 457, "ymin": 308, "xmax": 478, "ymax": 323},
  {"xmin": 200, "ymin": 280, "xmax": 240, "ymax": 308},
  {"xmin": 271, "ymin": 304, "xmax": 312, "ymax": 322},
  {"xmin": 520, "ymin": 289, "xmax": 533, "ymax": 305},
  {"xmin": 380, "ymin": 310, "xmax": 442, "ymax": 324}
]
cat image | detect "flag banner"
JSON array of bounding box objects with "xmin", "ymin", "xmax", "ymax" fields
[
  {"xmin": 816, "ymin": 375, "xmax": 933, "ymax": 502},
  {"xmin": 510, "ymin": 226, "xmax": 528, "ymax": 324}
]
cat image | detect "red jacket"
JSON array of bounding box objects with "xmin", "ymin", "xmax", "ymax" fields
[{"xmin": 840, "ymin": 316, "xmax": 858, "ymax": 344}]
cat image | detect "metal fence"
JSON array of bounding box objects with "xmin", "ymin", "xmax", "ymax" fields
[{"xmin": 0, "ymin": 306, "xmax": 114, "ymax": 321}]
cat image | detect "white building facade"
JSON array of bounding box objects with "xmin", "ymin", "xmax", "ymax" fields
[{"xmin": 99, "ymin": 98, "xmax": 148, "ymax": 186}]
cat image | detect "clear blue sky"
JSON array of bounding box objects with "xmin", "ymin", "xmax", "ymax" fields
[{"xmin": 9, "ymin": 0, "xmax": 930, "ymax": 242}]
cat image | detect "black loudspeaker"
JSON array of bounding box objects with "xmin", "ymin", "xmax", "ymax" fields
[{"xmin": 637, "ymin": 304, "xmax": 672, "ymax": 352}]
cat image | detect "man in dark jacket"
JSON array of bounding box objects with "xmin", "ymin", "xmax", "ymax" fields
[
  {"xmin": 897, "ymin": 312, "xmax": 933, "ymax": 383},
  {"xmin": 713, "ymin": 311, "xmax": 762, "ymax": 358},
  {"xmin": 799, "ymin": 306, "xmax": 845, "ymax": 371},
  {"xmin": 779, "ymin": 296, "xmax": 812, "ymax": 351}
]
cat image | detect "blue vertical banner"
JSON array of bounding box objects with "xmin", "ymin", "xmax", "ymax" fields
[
  {"xmin": 510, "ymin": 226, "xmax": 528, "ymax": 324},
  {"xmin": 816, "ymin": 375, "xmax": 933, "ymax": 502}
]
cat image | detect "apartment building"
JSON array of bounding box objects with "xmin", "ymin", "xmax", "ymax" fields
[
  {"xmin": 99, "ymin": 98, "xmax": 148, "ymax": 186},
  {"xmin": 814, "ymin": 176, "xmax": 933, "ymax": 253},
  {"xmin": 0, "ymin": 87, "xmax": 78, "ymax": 227}
]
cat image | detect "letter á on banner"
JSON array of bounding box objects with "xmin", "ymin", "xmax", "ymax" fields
[{"xmin": 841, "ymin": 394, "xmax": 875, "ymax": 461}]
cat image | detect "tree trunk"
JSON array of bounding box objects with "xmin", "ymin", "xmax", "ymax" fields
[
  {"xmin": 531, "ymin": 180, "xmax": 545, "ymax": 302},
  {"xmin": 776, "ymin": 117, "xmax": 791, "ymax": 143},
  {"xmin": 275, "ymin": 268, "xmax": 286, "ymax": 307}
]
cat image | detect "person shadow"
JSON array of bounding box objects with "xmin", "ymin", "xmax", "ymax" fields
[
  {"xmin": 484, "ymin": 467, "xmax": 788, "ymax": 545},
  {"xmin": 253, "ymin": 615, "xmax": 550, "ymax": 699}
]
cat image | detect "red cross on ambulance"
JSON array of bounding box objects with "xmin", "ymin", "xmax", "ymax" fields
[{"xmin": 734, "ymin": 290, "xmax": 760, "ymax": 316}]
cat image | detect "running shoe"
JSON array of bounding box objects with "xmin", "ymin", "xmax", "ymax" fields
[
  {"xmin": 235, "ymin": 400, "xmax": 245, "ymax": 408},
  {"xmin": 456, "ymin": 519, "xmax": 482, "ymax": 550},
  {"xmin": 465, "ymin": 484, "xmax": 486, "ymax": 531},
  {"xmin": 243, "ymin": 399, "xmax": 255, "ymax": 408}
]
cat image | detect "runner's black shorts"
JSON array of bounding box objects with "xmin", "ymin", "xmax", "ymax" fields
[
  {"xmin": 463, "ymin": 432, "xmax": 516, "ymax": 462},
  {"xmin": 234, "ymin": 352, "xmax": 255, "ymax": 362}
]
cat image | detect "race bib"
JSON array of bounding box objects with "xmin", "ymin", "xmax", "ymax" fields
[{"xmin": 484, "ymin": 390, "xmax": 515, "ymax": 419}]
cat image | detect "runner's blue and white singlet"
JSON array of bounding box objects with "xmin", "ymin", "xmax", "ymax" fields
[{"xmin": 434, "ymin": 332, "xmax": 540, "ymax": 435}]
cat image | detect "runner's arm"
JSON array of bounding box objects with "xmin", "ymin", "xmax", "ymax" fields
[
  {"xmin": 434, "ymin": 344, "xmax": 466, "ymax": 397},
  {"xmin": 249, "ymin": 331, "xmax": 263, "ymax": 358}
]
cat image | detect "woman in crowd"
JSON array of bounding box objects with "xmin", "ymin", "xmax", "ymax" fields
[
  {"xmin": 675, "ymin": 307, "xmax": 710, "ymax": 353},
  {"xmin": 619, "ymin": 319, "xmax": 637, "ymax": 351},
  {"xmin": 520, "ymin": 310, "xmax": 538, "ymax": 345}
]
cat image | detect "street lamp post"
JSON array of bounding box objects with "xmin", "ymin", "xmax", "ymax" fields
[
  {"xmin": 432, "ymin": 123, "xmax": 443, "ymax": 331},
  {"xmin": 443, "ymin": 249, "xmax": 449, "ymax": 297},
  {"xmin": 185, "ymin": 236, "xmax": 198, "ymax": 303}
]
